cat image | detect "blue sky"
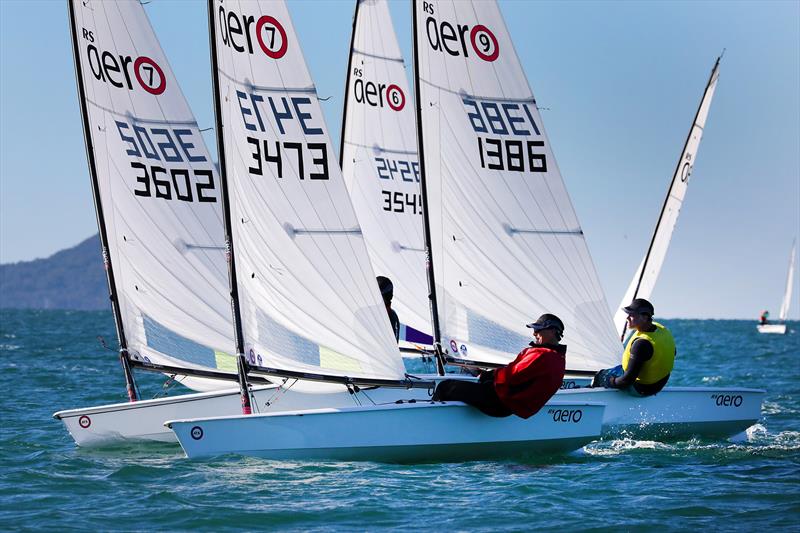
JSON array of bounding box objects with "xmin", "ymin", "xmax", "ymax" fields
[{"xmin": 1, "ymin": 0, "xmax": 798, "ymax": 319}]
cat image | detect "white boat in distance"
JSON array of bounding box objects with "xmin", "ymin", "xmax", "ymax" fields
[{"xmin": 757, "ymin": 239, "xmax": 796, "ymax": 334}]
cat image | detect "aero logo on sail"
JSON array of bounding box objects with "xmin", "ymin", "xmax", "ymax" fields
[
  {"xmin": 81, "ymin": 29, "xmax": 166, "ymax": 95},
  {"xmin": 217, "ymin": 3, "xmax": 288, "ymax": 59},
  {"xmin": 351, "ymin": 69, "xmax": 405, "ymax": 111},
  {"xmin": 421, "ymin": 2, "xmax": 499, "ymax": 62}
]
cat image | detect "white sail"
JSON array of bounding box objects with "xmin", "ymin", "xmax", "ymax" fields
[
  {"xmin": 778, "ymin": 239, "xmax": 796, "ymax": 321},
  {"xmin": 341, "ymin": 0, "xmax": 432, "ymax": 345},
  {"xmin": 70, "ymin": 0, "xmax": 237, "ymax": 382},
  {"xmin": 614, "ymin": 58, "xmax": 721, "ymax": 340},
  {"xmin": 212, "ymin": 0, "xmax": 405, "ymax": 382},
  {"xmin": 414, "ymin": 0, "xmax": 619, "ymax": 371}
]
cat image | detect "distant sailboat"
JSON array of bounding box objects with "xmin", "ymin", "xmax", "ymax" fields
[{"xmin": 757, "ymin": 240, "xmax": 796, "ymax": 334}]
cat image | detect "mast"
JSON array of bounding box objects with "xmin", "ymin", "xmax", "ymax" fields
[
  {"xmin": 67, "ymin": 0, "xmax": 137, "ymax": 402},
  {"xmin": 338, "ymin": 0, "xmax": 361, "ymax": 169},
  {"xmin": 618, "ymin": 56, "xmax": 722, "ymax": 341},
  {"xmin": 411, "ymin": 1, "xmax": 445, "ymax": 375},
  {"xmin": 207, "ymin": 0, "xmax": 252, "ymax": 414}
]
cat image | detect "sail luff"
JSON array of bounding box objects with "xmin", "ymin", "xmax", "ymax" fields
[
  {"xmin": 67, "ymin": 0, "xmax": 138, "ymax": 401},
  {"xmin": 615, "ymin": 56, "xmax": 722, "ymax": 340},
  {"xmin": 412, "ymin": 0, "xmax": 446, "ymax": 375},
  {"xmin": 206, "ymin": 0, "xmax": 252, "ymax": 413}
]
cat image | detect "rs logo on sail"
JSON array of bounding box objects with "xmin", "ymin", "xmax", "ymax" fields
[
  {"xmin": 351, "ymin": 67, "xmax": 405, "ymax": 111},
  {"xmin": 422, "ymin": 2, "xmax": 499, "ymax": 62},
  {"xmin": 81, "ymin": 28, "xmax": 166, "ymax": 95}
]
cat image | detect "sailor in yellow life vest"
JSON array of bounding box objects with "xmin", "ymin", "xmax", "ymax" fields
[{"xmin": 591, "ymin": 298, "xmax": 676, "ymax": 396}]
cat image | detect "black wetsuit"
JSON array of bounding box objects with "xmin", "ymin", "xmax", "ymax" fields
[{"xmin": 388, "ymin": 308, "xmax": 400, "ymax": 343}]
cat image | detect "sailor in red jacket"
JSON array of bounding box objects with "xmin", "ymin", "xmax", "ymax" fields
[{"xmin": 432, "ymin": 314, "xmax": 567, "ymax": 419}]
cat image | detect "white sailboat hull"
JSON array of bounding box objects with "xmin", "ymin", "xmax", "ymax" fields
[
  {"xmin": 166, "ymin": 401, "xmax": 605, "ymax": 461},
  {"xmin": 757, "ymin": 323, "xmax": 787, "ymax": 334},
  {"xmin": 54, "ymin": 382, "xmax": 433, "ymax": 447},
  {"xmin": 559, "ymin": 387, "xmax": 765, "ymax": 439},
  {"xmin": 55, "ymin": 373, "xmax": 594, "ymax": 447},
  {"xmin": 55, "ymin": 380, "xmax": 763, "ymax": 447}
]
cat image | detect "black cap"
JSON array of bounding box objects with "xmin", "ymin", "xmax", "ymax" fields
[
  {"xmin": 526, "ymin": 313, "xmax": 565, "ymax": 335},
  {"xmin": 623, "ymin": 298, "xmax": 655, "ymax": 316},
  {"xmin": 376, "ymin": 276, "xmax": 393, "ymax": 299}
]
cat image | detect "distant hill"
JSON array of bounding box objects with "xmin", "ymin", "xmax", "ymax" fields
[{"xmin": 0, "ymin": 234, "xmax": 109, "ymax": 310}]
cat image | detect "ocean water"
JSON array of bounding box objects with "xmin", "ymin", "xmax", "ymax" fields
[{"xmin": 1, "ymin": 309, "xmax": 798, "ymax": 531}]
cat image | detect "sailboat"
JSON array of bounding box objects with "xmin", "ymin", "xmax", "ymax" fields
[
  {"xmin": 403, "ymin": 0, "xmax": 764, "ymax": 439},
  {"xmin": 757, "ymin": 240, "xmax": 796, "ymax": 334},
  {"xmin": 614, "ymin": 57, "xmax": 721, "ymax": 341},
  {"xmin": 165, "ymin": 0, "xmax": 604, "ymax": 461}
]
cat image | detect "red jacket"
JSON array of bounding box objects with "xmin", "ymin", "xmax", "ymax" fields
[{"xmin": 493, "ymin": 343, "xmax": 566, "ymax": 419}]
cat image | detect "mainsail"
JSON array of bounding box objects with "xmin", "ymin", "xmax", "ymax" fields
[
  {"xmin": 413, "ymin": 0, "xmax": 619, "ymax": 371},
  {"xmin": 69, "ymin": 0, "xmax": 238, "ymax": 391},
  {"xmin": 614, "ymin": 57, "xmax": 721, "ymax": 340},
  {"xmin": 210, "ymin": 0, "xmax": 405, "ymax": 384},
  {"xmin": 340, "ymin": 0, "xmax": 432, "ymax": 345},
  {"xmin": 778, "ymin": 239, "xmax": 796, "ymax": 322}
]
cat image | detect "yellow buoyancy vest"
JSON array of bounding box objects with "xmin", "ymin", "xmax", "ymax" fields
[{"xmin": 622, "ymin": 321, "xmax": 676, "ymax": 385}]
